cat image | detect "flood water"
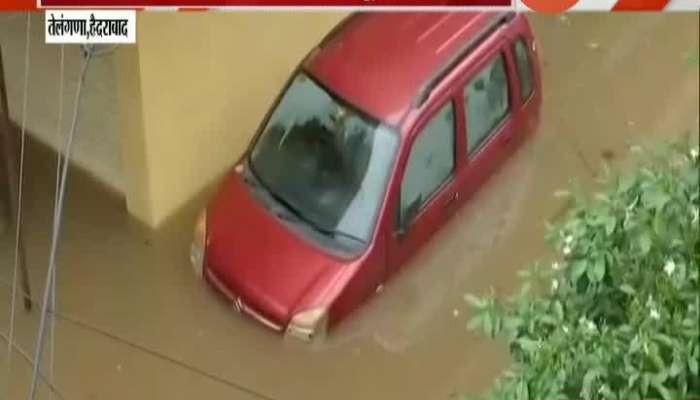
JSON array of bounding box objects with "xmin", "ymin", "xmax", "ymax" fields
[{"xmin": 0, "ymin": 13, "xmax": 698, "ymax": 400}]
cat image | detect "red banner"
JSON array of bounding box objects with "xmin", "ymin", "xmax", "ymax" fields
[
  {"xmin": 37, "ymin": 0, "xmax": 508, "ymax": 7},
  {"xmin": 611, "ymin": 0, "xmax": 670, "ymax": 9},
  {"xmin": 1, "ymin": 0, "xmax": 36, "ymax": 10}
]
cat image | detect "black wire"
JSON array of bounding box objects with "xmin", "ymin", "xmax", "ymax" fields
[
  {"xmin": 0, "ymin": 332, "xmax": 67, "ymax": 400},
  {"xmin": 58, "ymin": 315, "xmax": 280, "ymax": 400},
  {"xmin": 0, "ymin": 281, "xmax": 280, "ymax": 400}
]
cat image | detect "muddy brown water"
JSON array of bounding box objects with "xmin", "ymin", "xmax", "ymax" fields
[{"xmin": 0, "ymin": 13, "xmax": 698, "ymax": 400}]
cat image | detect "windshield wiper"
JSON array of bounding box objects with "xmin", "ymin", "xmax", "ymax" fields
[
  {"xmin": 274, "ymin": 207, "xmax": 365, "ymax": 244},
  {"xmin": 333, "ymin": 230, "xmax": 366, "ymax": 244},
  {"xmin": 247, "ymin": 161, "xmax": 365, "ymax": 245},
  {"xmin": 275, "ymin": 197, "xmax": 366, "ymax": 244},
  {"xmin": 312, "ymin": 224, "xmax": 366, "ymax": 244}
]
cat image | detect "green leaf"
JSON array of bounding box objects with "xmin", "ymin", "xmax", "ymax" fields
[
  {"xmin": 641, "ymin": 373, "xmax": 651, "ymax": 396},
  {"xmin": 653, "ymin": 210, "xmax": 668, "ymax": 237},
  {"xmin": 619, "ymin": 284, "xmax": 636, "ymax": 295},
  {"xmin": 570, "ymin": 260, "xmax": 587, "ymax": 283},
  {"xmin": 552, "ymin": 301, "xmax": 564, "ymax": 320},
  {"xmin": 458, "ymin": 143, "xmax": 700, "ymax": 400},
  {"xmin": 604, "ymin": 215, "xmax": 617, "ymax": 235},
  {"xmin": 597, "ymin": 384, "xmax": 615, "ymax": 399},
  {"xmin": 630, "ymin": 335, "xmax": 642, "ymax": 354},
  {"xmin": 689, "ymin": 355, "xmax": 698, "ymax": 375},
  {"xmin": 649, "ymin": 346, "xmax": 666, "ymax": 372},
  {"xmin": 539, "ymin": 315, "xmax": 558, "ymax": 326},
  {"xmin": 518, "ymin": 282, "xmax": 532, "ymax": 297},
  {"xmin": 503, "ymin": 316, "xmax": 523, "ymax": 333},
  {"xmin": 587, "ymin": 257, "xmax": 606, "ymax": 283},
  {"xmin": 618, "ymin": 175, "xmax": 636, "ymax": 193},
  {"xmin": 651, "ymin": 381, "xmax": 674, "ymax": 400},
  {"xmin": 484, "ymin": 312, "xmax": 493, "ymax": 337},
  {"xmin": 642, "ymin": 186, "xmax": 670, "ymax": 211},
  {"xmin": 637, "ymin": 232, "xmax": 652, "ymax": 255},
  {"xmin": 581, "ymin": 367, "xmax": 603, "ymax": 398},
  {"xmin": 467, "ymin": 312, "xmax": 484, "ymax": 331},
  {"xmin": 464, "ymin": 294, "xmax": 485, "ymax": 309},
  {"xmin": 516, "ymin": 379, "xmax": 528, "ymax": 400},
  {"xmin": 669, "ymin": 357, "xmax": 684, "ymax": 377},
  {"xmin": 628, "ymin": 372, "xmax": 640, "ymax": 388},
  {"xmin": 516, "ymin": 338, "xmax": 539, "ymax": 354},
  {"xmin": 653, "ymin": 333, "xmax": 675, "ymax": 348}
]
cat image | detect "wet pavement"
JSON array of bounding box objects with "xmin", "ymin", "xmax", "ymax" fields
[{"xmin": 1, "ymin": 13, "xmax": 699, "ymax": 400}]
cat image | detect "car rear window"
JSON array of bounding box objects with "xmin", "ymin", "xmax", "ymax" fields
[{"xmin": 513, "ymin": 38, "xmax": 534, "ymax": 101}]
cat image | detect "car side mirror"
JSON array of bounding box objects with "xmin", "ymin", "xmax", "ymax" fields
[{"xmin": 396, "ymin": 195, "xmax": 422, "ymax": 238}]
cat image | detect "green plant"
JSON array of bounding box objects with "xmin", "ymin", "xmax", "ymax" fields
[{"xmin": 463, "ymin": 141, "xmax": 700, "ymax": 400}]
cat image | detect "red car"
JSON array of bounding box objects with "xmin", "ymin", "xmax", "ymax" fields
[{"xmin": 191, "ymin": 11, "xmax": 542, "ymax": 341}]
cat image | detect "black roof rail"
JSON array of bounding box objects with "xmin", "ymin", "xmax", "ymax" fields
[
  {"xmin": 300, "ymin": 12, "xmax": 360, "ymax": 67},
  {"xmin": 412, "ymin": 11, "xmax": 516, "ymax": 108},
  {"xmin": 318, "ymin": 12, "xmax": 363, "ymax": 49},
  {"xmin": 302, "ymin": 12, "xmax": 362, "ymax": 68}
]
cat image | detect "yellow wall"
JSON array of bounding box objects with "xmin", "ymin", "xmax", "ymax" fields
[{"xmin": 118, "ymin": 12, "xmax": 348, "ymax": 227}]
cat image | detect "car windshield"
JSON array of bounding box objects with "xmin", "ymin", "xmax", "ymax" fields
[{"xmin": 249, "ymin": 72, "xmax": 398, "ymax": 246}]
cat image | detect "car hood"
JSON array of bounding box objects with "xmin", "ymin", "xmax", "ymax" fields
[{"xmin": 205, "ymin": 168, "xmax": 345, "ymax": 325}]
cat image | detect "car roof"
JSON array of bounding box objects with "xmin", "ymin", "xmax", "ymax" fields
[{"xmin": 305, "ymin": 12, "xmax": 502, "ymax": 127}]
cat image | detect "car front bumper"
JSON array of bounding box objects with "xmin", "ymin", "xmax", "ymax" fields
[{"xmin": 204, "ymin": 266, "xmax": 284, "ymax": 333}]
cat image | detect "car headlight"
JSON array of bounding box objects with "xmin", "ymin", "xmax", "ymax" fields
[
  {"xmin": 190, "ymin": 208, "xmax": 207, "ymax": 278},
  {"xmin": 285, "ymin": 306, "xmax": 329, "ymax": 342}
]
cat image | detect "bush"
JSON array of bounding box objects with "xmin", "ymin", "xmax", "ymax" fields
[{"xmin": 463, "ymin": 141, "xmax": 700, "ymax": 400}]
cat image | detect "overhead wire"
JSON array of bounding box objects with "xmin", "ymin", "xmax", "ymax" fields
[
  {"xmin": 3, "ymin": 22, "xmax": 278, "ymax": 400},
  {"xmin": 5, "ymin": 12, "xmax": 31, "ymax": 399},
  {"xmin": 0, "ymin": 332, "xmax": 67, "ymax": 400},
  {"xmin": 27, "ymin": 43, "xmax": 95, "ymax": 400},
  {"xmin": 48, "ymin": 43, "xmax": 66, "ymax": 400},
  {"xmin": 0, "ymin": 277, "xmax": 279, "ymax": 400}
]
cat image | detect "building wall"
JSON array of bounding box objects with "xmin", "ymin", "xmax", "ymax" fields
[
  {"xmin": 120, "ymin": 12, "xmax": 348, "ymax": 227},
  {"xmin": 0, "ymin": 12, "xmax": 124, "ymax": 194}
]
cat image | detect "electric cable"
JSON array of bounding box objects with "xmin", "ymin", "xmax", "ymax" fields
[
  {"xmin": 5, "ymin": 12, "xmax": 31, "ymax": 399},
  {"xmin": 27, "ymin": 43, "xmax": 94, "ymax": 400}
]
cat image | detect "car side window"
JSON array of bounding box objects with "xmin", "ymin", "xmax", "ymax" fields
[
  {"xmin": 513, "ymin": 38, "xmax": 534, "ymax": 101},
  {"xmin": 399, "ymin": 103, "xmax": 455, "ymax": 226},
  {"xmin": 464, "ymin": 53, "xmax": 509, "ymax": 155}
]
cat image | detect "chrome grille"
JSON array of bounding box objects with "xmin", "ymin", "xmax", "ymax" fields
[{"xmin": 205, "ymin": 268, "xmax": 283, "ymax": 332}]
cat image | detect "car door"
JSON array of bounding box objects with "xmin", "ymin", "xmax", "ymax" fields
[
  {"xmin": 385, "ymin": 99, "xmax": 463, "ymax": 275},
  {"xmin": 455, "ymin": 42, "xmax": 519, "ymax": 201}
]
